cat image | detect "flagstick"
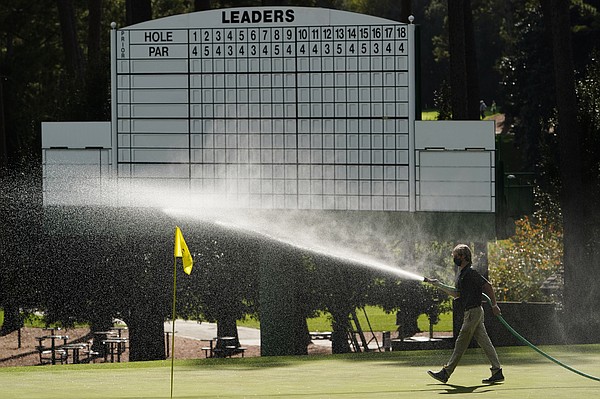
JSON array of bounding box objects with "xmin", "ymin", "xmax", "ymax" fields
[{"xmin": 170, "ymin": 257, "xmax": 177, "ymax": 399}]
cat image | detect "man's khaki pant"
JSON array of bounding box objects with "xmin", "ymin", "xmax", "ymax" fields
[{"xmin": 444, "ymin": 306, "xmax": 501, "ymax": 375}]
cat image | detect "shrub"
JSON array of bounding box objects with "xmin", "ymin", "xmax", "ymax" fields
[{"xmin": 489, "ymin": 215, "xmax": 563, "ymax": 302}]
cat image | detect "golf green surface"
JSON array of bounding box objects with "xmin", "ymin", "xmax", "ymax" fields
[{"xmin": 1, "ymin": 345, "xmax": 599, "ymax": 398}]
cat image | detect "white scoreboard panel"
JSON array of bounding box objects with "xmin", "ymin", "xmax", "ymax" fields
[{"xmin": 113, "ymin": 7, "xmax": 416, "ymax": 211}]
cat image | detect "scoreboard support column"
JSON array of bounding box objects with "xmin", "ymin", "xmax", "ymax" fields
[
  {"xmin": 110, "ymin": 22, "xmax": 118, "ymax": 174},
  {"xmin": 408, "ymin": 22, "xmax": 416, "ymax": 211}
]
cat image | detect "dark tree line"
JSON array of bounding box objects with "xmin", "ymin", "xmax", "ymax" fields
[
  {"xmin": 1, "ymin": 0, "xmax": 600, "ymax": 356},
  {"xmin": 496, "ymin": 0, "xmax": 600, "ymax": 338}
]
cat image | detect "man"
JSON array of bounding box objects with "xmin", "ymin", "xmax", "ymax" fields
[
  {"xmin": 479, "ymin": 100, "xmax": 487, "ymax": 119},
  {"xmin": 424, "ymin": 244, "xmax": 504, "ymax": 384}
]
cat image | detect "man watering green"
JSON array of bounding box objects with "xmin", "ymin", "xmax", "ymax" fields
[{"xmin": 424, "ymin": 244, "xmax": 504, "ymax": 384}]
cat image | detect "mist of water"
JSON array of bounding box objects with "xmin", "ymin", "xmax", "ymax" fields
[
  {"xmin": 44, "ymin": 172, "xmax": 429, "ymax": 281},
  {"xmin": 213, "ymin": 219, "xmax": 424, "ymax": 281},
  {"xmin": 163, "ymin": 206, "xmax": 425, "ymax": 281}
]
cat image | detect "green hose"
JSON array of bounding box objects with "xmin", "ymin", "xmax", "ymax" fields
[{"xmin": 482, "ymin": 294, "xmax": 600, "ymax": 382}]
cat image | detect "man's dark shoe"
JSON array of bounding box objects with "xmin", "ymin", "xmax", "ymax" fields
[
  {"xmin": 482, "ymin": 368, "xmax": 504, "ymax": 384},
  {"xmin": 427, "ymin": 368, "xmax": 449, "ymax": 383}
]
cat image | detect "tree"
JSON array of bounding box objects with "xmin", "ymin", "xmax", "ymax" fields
[
  {"xmin": 56, "ymin": 0, "xmax": 84, "ymax": 83},
  {"xmin": 425, "ymin": 0, "xmax": 507, "ymax": 112},
  {"xmin": 126, "ymin": 0, "xmax": 152, "ymax": 26},
  {"xmin": 462, "ymin": 0, "xmax": 479, "ymax": 118},
  {"xmin": 348, "ymin": 0, "xmax": 411, "ymax": 22},
  {"xmin": 542, "ymin": 0, "xmax": 597, "ymax": 340},
  {"xmin": 174, "ymin": 228, "xmax": 262, "ymax": 350},
  {"xmin": 314, "ymin": 257, "xmax": 375, "ymax": 353},
  {"xmin": 447, "ymin": 0, "xmax": 480, "ymax": 120},
  {"xmin": 195, "ymin": 0, "xmax": 212, "ymax": 11},
  {"xmin": 577, "ymin": 52, "xmax": 600, "ymax": 256},
  {"xmin": 576, "ymin": 55, "xmax": 600, "ymax": 332},
  {"xmin": 497, "ymin": 2, "xmax": 556, "ymax": 172},
  {"xmin": 0, "ymin": 167, "xmax": 43, "ymax": 334},
  {"xmin": 85, "ymin": 0, "xmax": 110, "ymax": 121},
  {"xmin": 0, "ymin": 74, "xmax": 6, "ymax": 167}
]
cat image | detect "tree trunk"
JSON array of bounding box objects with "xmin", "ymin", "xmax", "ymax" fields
[
  {"xmin": 86, "ymin": 0, "xmax": 107, "ymax": 120},
  {"xmin": 262, "ymin": 0, "xmax": 291, "ymax": 5},
  {"xmin": 216, "ymin": 315, "xmax": 239, "ymax": 346},
  {"xmin": 56, "ymin": 0, "xmax": 84, "ymax": 82},
  {"xmin": 543, "ymin": 0, "xmax": 595, "ymax": 341},
  {"xmin": 90, "ymin": 313, "xmax": 114, "ymax": 357},
  {"xmin": 0, "ymin": 303, "xmax": 22, "ymax": 335},
  {"xmin": 259, "ymin": 247, "xmax": 308, "ymax": 356},
  {"xmin": 0, "ymin": 74, "xmax": 6, "ymax": 167},
  {"xmin": 447, "ymin": 0, "xmax": 468, "ymax": 119},
  {"xmin": 87, "ymin": 0, "xmax": 102, "ymax": 57},
  {"xmin": 194, "ymin": 0, "xmax": 211, "ymax": 11},
  {"xmin": 448, "ymin": 0, "xmax": 479, "ymax": 120},
  {"xmin": 126, "ymin": 308, "xmax": 166, "ymax": 361},
  {"xmin": 126, "ymin": 0, "xmax": 152, "ymax": 26},
  {"xmin": 399, "ymin": 0, "xmax": 412, "ymax": 23},
  {"xmin": 331, "ymin": 312, "xmax": 351, "ymax": 354},
  {"xmin": 463, "ymin": 0, "xmax": 480, "ymax": 119}
]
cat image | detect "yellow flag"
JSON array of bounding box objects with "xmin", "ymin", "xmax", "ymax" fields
[{"xmin": 174, "ymin": 226, "xmax": 193, "ymax": 275}]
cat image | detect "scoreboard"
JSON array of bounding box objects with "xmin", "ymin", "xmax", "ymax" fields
[{"xmin": 112, "ymin": 7, "xmax": 417, "ymax": 211}]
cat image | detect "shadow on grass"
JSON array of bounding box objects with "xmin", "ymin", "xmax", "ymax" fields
[
  {"xmin": 178, "ymin": 350, "xmax": 438, "ymax": 370},
  {"xmin": 177, "ymin": 343, "xmax": 600, "ymax": 372},
  {"xmin": 438, "ymin": 383, "xmax": 496, "ymax": 394}
]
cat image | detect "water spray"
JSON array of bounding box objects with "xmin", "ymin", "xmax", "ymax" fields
[{"xmin": 215, "ymin": 220, "xmax": 424, "ymax": 281}]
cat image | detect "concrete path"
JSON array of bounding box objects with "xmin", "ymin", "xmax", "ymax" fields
[
  {"xmin": 164, "ymin": 320, "xmax": 332, "ymax": 348},
  {"xmin": 164, "ymin": 320, "xmax": 261, "ymax": 346}
]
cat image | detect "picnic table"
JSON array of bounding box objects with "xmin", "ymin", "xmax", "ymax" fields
[
  {"xmin": 35, "ymin": 334, "xmax": 69, "ymax": 365},
  {"xmin": 202, "ymin": 337, "xmax": 246, "ymax": 358},
  {"xmin": 111, "ymin": 326, "xmax": 128, "ymax": 338},
  {"xmin": 102, "ymin": 337, "xmax": 129, "ymax": 363},
  {"xmin": 61, "ymin": 342, "xmax": 90, "ymax": 364}
]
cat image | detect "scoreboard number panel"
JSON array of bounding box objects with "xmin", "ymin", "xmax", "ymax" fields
[{"xmin": 112, "ymin": 7, "xmax": 417, "ymax": 211}]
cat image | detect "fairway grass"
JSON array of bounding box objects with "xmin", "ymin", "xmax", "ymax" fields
[{"xmin": 1, "ymin": 345, "xmax": 599, "ymax": 398}]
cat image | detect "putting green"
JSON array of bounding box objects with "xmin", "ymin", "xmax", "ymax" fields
[{"xmin": 1, "ymin": 345, "xmax": 599, "ymax": 398}]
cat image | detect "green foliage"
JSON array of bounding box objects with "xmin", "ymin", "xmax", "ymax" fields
[
  {"xmin": 433, "ymin": 80, "xmax": 452, "ymax": 120},
  {"xmin": 424, "ymin": 0, "xmax": 506, "ymax": 106},
  {"xmin": 489, "ymin": 214, "xmax": 563, "ymax": 302},
  {"xmin": 497, "ymin": 2, "xmax": 556, "ymax": 172},
  {"xmin": 497, "ymin": 0, "xmax": 600, "ymax": 177},
  {"xmin": 577, "ymin": 51, "xmax": 600, "ymax": 249},
  {"xmin": 0, "ymin": 309, "xmax": 88, "ymax": 329},
  {"xmin": 421, "ymin": 110, "xmax": 439, "ymax": 120}
]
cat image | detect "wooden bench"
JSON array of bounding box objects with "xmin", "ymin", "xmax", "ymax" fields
[
  {"xmin": 36, "ymin": 335, "xmax": 69, "ymax": 365},
  {"xmin": 201, "ymin": 345, "xmax": 213, "ymax": 358},
  {"xmin": 202, "ymin": 337, "xmax": 247, "ymax": 358},
  {"xmin": 309, "ymin": 332, "xmax": 332, "ymax": 340},
  {"xmin": 224, "ymin": 345, "xmax": 246, "ymax": 358},
  {"xmin": 206, "ymin": 344, "xmax": 246, "ymax": 358},
  {"xmin": 37, "ymin": 346, "xmax": 67, "ymax": 365},
  {"xmin": 82, "ymin": 340, "xmax": 101, "ymax": 363}
]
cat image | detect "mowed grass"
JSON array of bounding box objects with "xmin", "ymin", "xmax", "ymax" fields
[
  {"xmin": 1, "ymin": 345, "xmax": 599, "ymax": 399},
  {"xmin": 240, "ymin": 306, "xmax": 454, "ymax": 333}
]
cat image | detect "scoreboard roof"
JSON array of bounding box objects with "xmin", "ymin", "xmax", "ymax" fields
[{"xmin": 122, "ymin": 7, "xmax": 407, "ymax": 30}]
